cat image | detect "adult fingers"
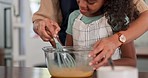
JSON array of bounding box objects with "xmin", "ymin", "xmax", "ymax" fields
[
  {"xmin": 89, "ymin": 49, "xmax": 108, "ymax": 66},
  {"xmin": 37, "ymin": 21, "xmax": 52, "ymax": 41},
  {"xmin": 44, "ymin": 19, "xmax": 55, "ymax": 36},
  {"xmin": 89, "ymin": 40, "xmax": 103, "ymax": 57},
  {"xmin": 33, "ymin": 21, "xmax": 40, "ymax": 34},
  {"xmin": 91, "ymin": 52, "xmax": 112, "ymax": 70},
  {"xmin": 50, "ymin": 20, "xmax": 61, "ymax": 35},
  {"xmin": 46, "ymin": 30, "xmax": 56, "ymax": 47},
  {"xmin": 44, "ymin": 19, "xmax": 60, "ymax": 37}
]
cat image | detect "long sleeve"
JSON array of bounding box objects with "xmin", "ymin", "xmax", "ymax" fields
[
  {"xmin": 134, "ymin": 0, "xmax": 148, "ymax": 13},
  {"xmin": 32, "ymin": 0, "xmax": 62, "ymax": 24}
]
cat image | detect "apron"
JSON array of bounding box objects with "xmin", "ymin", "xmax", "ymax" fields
[{"xmin": 72, "ymin": 14, "xmax": 121, "ymax": 60}]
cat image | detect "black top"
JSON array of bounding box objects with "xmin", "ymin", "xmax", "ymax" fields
[{"xmin": 59, "ymin": 0, "xmax": 79, "ymax": 45}]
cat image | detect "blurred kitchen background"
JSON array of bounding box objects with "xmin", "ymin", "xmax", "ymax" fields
[{"xmin": 0, "ymin": 0, "xmax": 148, "ymax": 72}]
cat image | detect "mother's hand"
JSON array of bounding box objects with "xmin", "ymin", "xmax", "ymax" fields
[
  {"xmin": 89, "ymin": 35, "xmax": 122, "ymax": 70},
  {"xmin": 33, "ymin": 18, "xmax": 60, "ymax": 42}
]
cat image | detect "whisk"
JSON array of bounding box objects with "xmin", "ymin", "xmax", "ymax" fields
[
  {"xmin": 53, "ymin": 37, "xmax": 76, "ymax": 68},
  {"xmin": 108, "ymin": 58, "xmax": 114, "ymax": 70}
]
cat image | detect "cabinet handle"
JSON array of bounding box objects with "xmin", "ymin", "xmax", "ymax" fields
[{"xmin": 4, "ymin": 7, "xmax": 12, "ymax": 49}]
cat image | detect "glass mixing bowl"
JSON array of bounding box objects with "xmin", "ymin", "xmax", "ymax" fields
[{"xmin": 42, "ymin": 46, "xmax": 94, "ymax": 78}]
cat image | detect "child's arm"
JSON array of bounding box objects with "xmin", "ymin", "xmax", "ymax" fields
[
  {"xmin": 65, "ymin": 34, "xmax": 73, "ymax": 46},
  {"xmin": 113, "ymin": 41, "xmax": 137, "ymax": 67}
]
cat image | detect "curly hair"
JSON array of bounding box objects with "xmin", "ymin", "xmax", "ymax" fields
[{"xmin": 101, "ymin": 0, "xmax": 140, "ymax": 33}]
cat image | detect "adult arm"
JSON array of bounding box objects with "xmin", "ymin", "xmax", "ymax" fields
[
  {"xmin": 32, "ymin": 0, "xmax": 61, "ymax": 23},
  {"xmin": 89, "ymin": 0, "xmax": 148, "ymax": 69},
  {"xmin": 92, "ymin": 41, "xmax": 137, "ymax": 69},
  {"xmin": 32, "ymin": 0, "xmax": 61, "ymax": 43}
]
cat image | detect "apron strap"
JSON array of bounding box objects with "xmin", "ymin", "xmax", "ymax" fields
[{"xmin": 77, "ymin": 14, "xmax": 83, "ymax": 20}]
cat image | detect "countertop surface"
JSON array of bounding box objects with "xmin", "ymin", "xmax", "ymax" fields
[{"xmin": 0, "ymin": 66, "xmax": 148, "ymax": 78}]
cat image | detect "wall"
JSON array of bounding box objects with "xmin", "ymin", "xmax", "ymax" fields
[
  {"xmin": 18, "ymin": 0, "xmax": 51, "ymax": 67},
  {"xmin": 145, "ymin": 0, "xmax": 148, "ymax": 4}
]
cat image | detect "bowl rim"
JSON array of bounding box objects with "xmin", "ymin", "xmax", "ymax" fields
[{"xmin": 42, "ymin": 46, "xmax": 92, "ymax": 53}]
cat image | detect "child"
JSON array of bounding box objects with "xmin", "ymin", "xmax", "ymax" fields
[{"xmin": 65, "ymin": 0, "xmax": 139, "ymax": 69}]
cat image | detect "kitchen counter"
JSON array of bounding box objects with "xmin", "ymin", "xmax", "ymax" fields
[
  {"xmin": 0, "ymin": 66, "xmax": 148, "ymax": 78},
  {"xmin": 136, "ymin": 47, "xmax": 148, "ymax": 58},
  {"xmin": 136, "ymin": 46, "xmax": 148, "ymax": 72}
]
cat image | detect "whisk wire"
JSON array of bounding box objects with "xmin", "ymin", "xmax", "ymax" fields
[
  {"xmin": 53, "ymin": 38, "xmax": 76, "ymax": 68},
  {"xmin": 57, "ymin": 53, "xmax": 62, "ymax": 67}
]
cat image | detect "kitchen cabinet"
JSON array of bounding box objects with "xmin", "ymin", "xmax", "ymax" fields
[
  {"xmin": 0, "ymin": 48, "xmax": 4, "ymax": 65},
  {"xmin": 0, "ymin": 0, "xmax": 13, "ymax": 66}
]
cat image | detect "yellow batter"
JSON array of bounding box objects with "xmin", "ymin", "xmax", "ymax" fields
[{"xmin": 49, "ymin": 67, "xmax": 93, "ymax": 77}]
